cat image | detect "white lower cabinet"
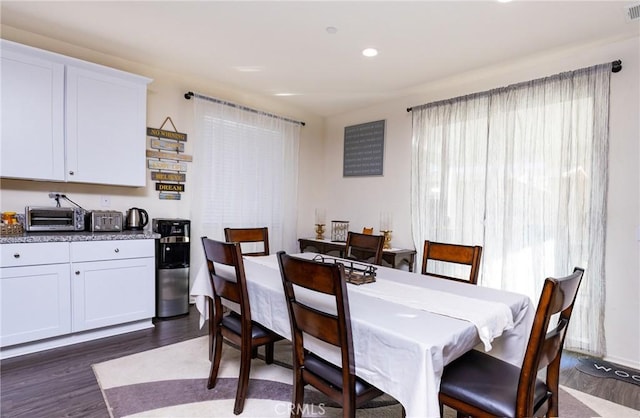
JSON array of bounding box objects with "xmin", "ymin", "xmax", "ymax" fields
[
  {"xmin": 0, "ymin": 243, "xmax": 71, "ymax": 346},
  {"xmin": 0, "ymin": 263, "xmax": 71, "ymax": 346},
  {"xmin": 71, "ymin": 240, "xmax": 155, "ymax": 331},
  {"xmin": 0, "ymin": 239, "xmax": 155, "ymax": 357},
  {"xmin": 72, "ymin": 257, "xmax": 155, "ymax": 331}
]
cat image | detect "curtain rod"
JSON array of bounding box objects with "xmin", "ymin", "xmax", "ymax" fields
[
  {"xmin": 406, "ymin": 59, "xmax": 623, "ymax": 112},
  {"xmin": 184, "ymin": 91, "xmax": 305, "ymax": 126}
]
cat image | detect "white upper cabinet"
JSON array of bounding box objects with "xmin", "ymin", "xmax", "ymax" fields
[
  {"xmin": 0, "ymin": 40, "xmax": 152, "ymax": 186},
  {"xmin": 66, "ymin": 66, "xmax": 148, "ymax": 186},
  {"xmin": 1, "ymin": 45, "xmax": 65, "ymax": 181}
]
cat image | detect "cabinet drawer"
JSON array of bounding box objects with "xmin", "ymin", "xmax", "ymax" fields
[
  {"xmin": 70, "ymin": 239, "xmax": 154, "ymax": 262},
  {"xmin": 1, "ymin": 242, "xmax": 69, "ymax": 267}
]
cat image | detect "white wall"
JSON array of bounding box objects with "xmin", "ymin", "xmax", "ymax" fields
[{"xmin": 322, "ymin": 35, "xmax": 640, "ymax": 368}]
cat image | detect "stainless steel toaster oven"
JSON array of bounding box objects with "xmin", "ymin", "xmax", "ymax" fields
[{"xmin": 25, "ymin": 206, "xmax": 85, "ymax": 231}]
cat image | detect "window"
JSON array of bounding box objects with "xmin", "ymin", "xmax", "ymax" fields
[
  {"xmin": 191, "ymin": 97, "xmax": 300, "ymax": 254},
  {"xmin": 411, "ymin": 64, "xmax": 611, "ymax": 355}
]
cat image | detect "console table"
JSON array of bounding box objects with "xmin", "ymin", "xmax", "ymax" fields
[{"xmin": 298, "ymin": 238, "xmax": 417, "ymax": 272}]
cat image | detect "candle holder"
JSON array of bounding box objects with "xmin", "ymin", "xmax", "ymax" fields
[
  {"xmin": 315, "ymin": 224, "xmax": 326, "ymax": 240},
  {"xmin": 380, "ymin": 230, "xmax": 392, "ymax": 249}
]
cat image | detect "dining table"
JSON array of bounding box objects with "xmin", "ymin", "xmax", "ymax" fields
[{"xmin": 191, "ymin": 252, "xmax": 534, "ymax": 418}]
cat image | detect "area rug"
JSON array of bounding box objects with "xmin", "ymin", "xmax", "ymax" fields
[
  {"xmin": 93, "ymin": 336, "xmax": 625, "ymax": 418},
  {"xmin": 576, "ymin": 357, "xmax": 640, "ymax": 387}
]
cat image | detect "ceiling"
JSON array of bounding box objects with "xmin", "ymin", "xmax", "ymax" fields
[{"xmin": 1, "ymin": 1, "xmax": 638, "ymax": 117}]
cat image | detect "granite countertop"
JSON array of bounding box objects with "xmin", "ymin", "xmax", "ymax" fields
[{"xmin": 0, "ymin": 230, "xmax": 160, "ymax": 244}]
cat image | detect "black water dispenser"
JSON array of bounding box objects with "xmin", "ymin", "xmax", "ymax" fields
[{"xmin": 153, "ymin": 218, "xmax": 190, "ymax": 318}]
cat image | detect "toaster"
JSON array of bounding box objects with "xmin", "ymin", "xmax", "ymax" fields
[{"xmin": 86, "ymin": 210, "xmax": 123, "ymax": 232}]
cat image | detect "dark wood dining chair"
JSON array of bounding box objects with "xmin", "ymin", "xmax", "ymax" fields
[
  {"xmin": 421, "ymin": 240, "xmax": 482, "ymax": 284},
  {"xmin": 224, "ymin": 227, "xmax": 270, "ymax": 256},
  {"xmin": 201, "ymin": 237, "xmax": 283, "ymax": 415},
  {"xmin": 344, "ymin": 231, "xmax": 384, "ymax": 265},
  {"xmin": 277, "ymin": 251, "xmax": 385, "ymax": 418},
  {"xmin": 438, "ymin": 267, "xmax": 585, "ymax": 418}
]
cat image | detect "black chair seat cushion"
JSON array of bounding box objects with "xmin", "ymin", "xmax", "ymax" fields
[
  {"xmin": 304, "ymin": 352, "xmax": 377, "ymax": 397},
  {"xmin": 440, "ymin": 349, "xmax": 550, "ymax": 417},
  {"xmin": 222, "ymin": 311, "xmax": 275, "ymax": 340}
]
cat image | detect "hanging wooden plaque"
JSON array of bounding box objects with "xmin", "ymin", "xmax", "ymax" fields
[
  {"xmin": 159, "ymin": 192, "xmax": 182, "ymax": 200},
  {"xmin": 146, "ymin": 127, "xmax": 187, "ymax": 141},
  {"xmin": 151, "ymin": 171, "xmax": 186, "ymax": 182},
  {"xmin": 156, "ymin": 183, "xmax": 185, "ymax": 192},
  {"xmin": 148, "ymin": 160, "xmax": 187, "ymax": 171},
  {"xmin": 151, "ymin": 138, "xmax": 185, "ymax": 152},
  {"xmin": 147, "ymin": 117, "xmax": 189, "ymax": 200},
  {"xmin": 146, "ymin": 150, "xmax": 193, "ymax": 162}
]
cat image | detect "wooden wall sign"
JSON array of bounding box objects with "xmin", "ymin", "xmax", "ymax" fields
[
  {"xmin": 156, "ymin": 183, "xmax": 185, "ymax": 192},
  {"xmin": 146, "ymin": 150, "xmax": 193, "ymax": 162},
  {"xmin": 151, "ymin": 172, "xmax": 186, "ymax": 182},
  {"xmin": 151, "ymin": 138, "xmax": 185, "ymax": 152},
  {"xmin": 159, "ymin": 192, "xmax": 181, "ymax": 200},
  {"xmin": 148, "ymin": 160, "xmax": 187, "ymax": 171},
  {"xmin": 146, "ymin": 116, "xmax": 191, "ymax": 200},
  {"xmin": 146, "ymin": 128, "xmax": 187, "ymax": 141}
]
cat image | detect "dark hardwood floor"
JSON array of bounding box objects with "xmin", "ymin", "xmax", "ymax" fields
[
  {"xmin": 1, "ymin": 305, "xmax": 637, "ymax": 417},
  {"xmin": 1, "ymin": 306, "xmax": 207, "ymax": 418}
]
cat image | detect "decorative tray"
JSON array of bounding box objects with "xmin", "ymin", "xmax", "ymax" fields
[{"xmin": 312, "ymin": 255, "xmax": 377, "ymax": 285}]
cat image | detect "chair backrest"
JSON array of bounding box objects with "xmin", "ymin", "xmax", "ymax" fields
[
  {"xmin": 344, "ymin": 231, "xmax": 384, "ymax": 265},
  {"xmin": 516, "ymin": 267, "xmax": 584, "ymax": 417},
  {"xmin": 201, "ymin": 237, "xmax": 252, "ymax": 323},
  {"xmin": 277, "ymin": 251, "xmax": 356, "ymax": 376},
  {"xmin": 224, "ymin": 227, "xmax": 270, "ymax": 256},
  {"xmin": 421, "ymin": 240, "xmax": 482, "ymax": 284}
]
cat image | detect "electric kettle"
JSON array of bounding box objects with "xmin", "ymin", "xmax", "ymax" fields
[{"xmin": 125, "ymin": 207, "xmax": 149, "ymax": 230}]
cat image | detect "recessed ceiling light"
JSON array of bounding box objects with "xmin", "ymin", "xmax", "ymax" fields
[
  {"xmin": 362, "ymin": 48, "xmax": 378, "ymax": 57},
  {"xmin": 326, "ymin": 26, "xmax": 337, "ymax": 34},
  {"xmin": 273, "ymin": 93, "xmax": 300, "ymax": 97},
  {"xmin": 233, "ymin": 66, "xmax": 264, "ymax": 72}
]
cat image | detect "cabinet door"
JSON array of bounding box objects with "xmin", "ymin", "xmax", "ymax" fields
[
  {"xmin": 0, "ymin": 45, "xmax": 65, "ymax": 181},
  {"xmin": 0, "ymin": 264, "xmax": 71, "ymax": 347},
  {"xmin": 66, "ymin": 66, "xmax": 147, "ymax": 186},
  {"xmin": 71, "ymin": 257, "xmax": 155, "ymax": 331}
]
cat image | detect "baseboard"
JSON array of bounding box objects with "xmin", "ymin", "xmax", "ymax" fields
[
  {"xmin": 603, "ymin": 354, "xmax": 640, "ymax": 371},
  {"xmin": 0, "ymin": 319, "xmax": 154, "ymax": 360}
]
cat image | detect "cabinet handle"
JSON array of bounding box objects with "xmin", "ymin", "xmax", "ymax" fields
[
  {"xmin": 69, "ymin": 170, "xmax": 74, "ymax": 175},
  {"xmin": 114, "ymin": 248, "xmax": 120, "ymax": 253},
  {"xmin": 75, "ymin": 271, "xmax": 80, "ymax": 275},
  {"xmin": 13, "ymin": 253, "xmax": 20, "ymax": 258}
]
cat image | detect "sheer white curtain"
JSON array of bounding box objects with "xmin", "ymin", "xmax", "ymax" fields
[
  {"xmin": 411, "ymin": 64, "xmax": 611, "ymax": 355},
  {"xmin": 190, "ymin": 96, "xmax": 300, "ymax": 273}
]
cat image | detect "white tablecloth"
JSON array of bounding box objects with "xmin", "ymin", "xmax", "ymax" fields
[{"xmin": 191, "ymin": 253, "xmax": 534, "ymax": 418}]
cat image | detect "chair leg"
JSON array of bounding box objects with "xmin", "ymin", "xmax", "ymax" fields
[
  {"xmin": 234, "ymin": 342, "xmax": 253, "ymax": 415},
  {"xmin": 548, "ymin": 393, "xmax": 559, "ymax": 417},
  {"xmin": 208, "ymin": 299, "xmax": 214, "ymax": 361},
  {"xmin": 207, "ymin": 330, "xmax": 224, "ymax": 389},
  {"xmin": 265, "ymin": 342, "xmax": 275, "ymax": 364},
  {"xmin": 251, "ymin": 347, "xmax": 258, "ymax": 359},
  {"xmin": 291, "ymin": 367, "xmax": 305, "ymax": 418},
  {"xmin": 343, "ymin": 398, "xmax": 356, "ymax": 418}
]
